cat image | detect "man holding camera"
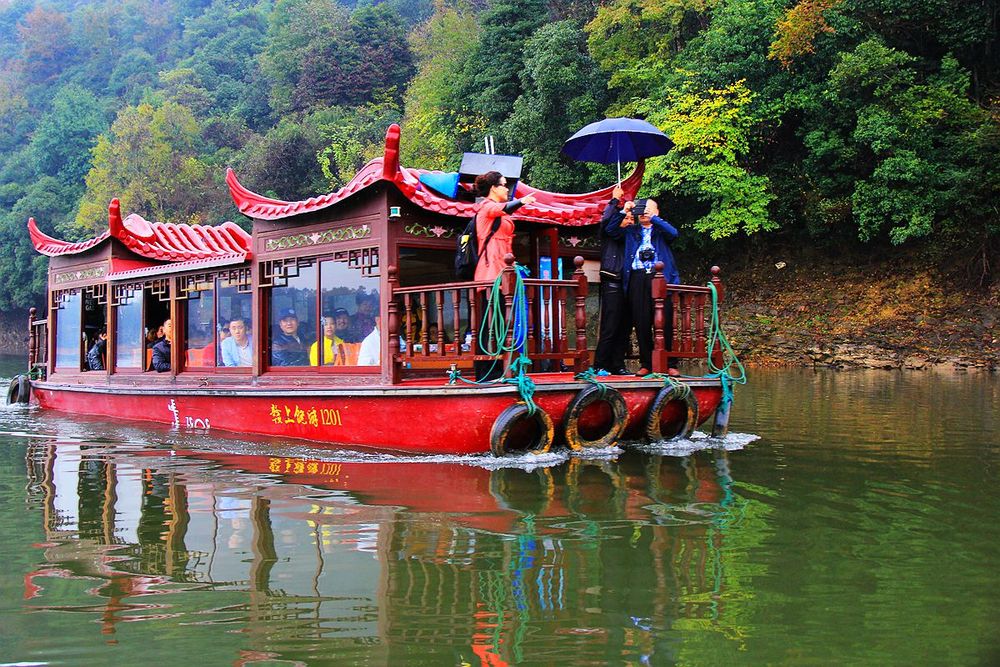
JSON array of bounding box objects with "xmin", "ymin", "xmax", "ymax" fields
[
  {"xmin": 594, "ymin": 185, "xmax": 633, "ymax": 375},
  {"xmin": 621, "ymin": 198, "xmax": 680, "ymax": 376}
]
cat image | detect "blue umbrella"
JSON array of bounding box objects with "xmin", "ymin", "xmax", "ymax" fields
[{"xmin": 561, "ymin": 117, "xmax": 673, "ymax": 182}]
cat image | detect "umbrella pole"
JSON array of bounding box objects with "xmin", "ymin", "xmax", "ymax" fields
[{"xmin": 616, "ymin": 142, "xmax": 621, "ymax": 185}]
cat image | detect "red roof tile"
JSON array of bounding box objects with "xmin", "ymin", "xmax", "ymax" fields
[
  {"xmin": 227, "ymin": 124, "xmax": 644, "ymax": 227},
  {"xmin": 28, "ymin": 198, "xmax": 253, "ymax": 264}
]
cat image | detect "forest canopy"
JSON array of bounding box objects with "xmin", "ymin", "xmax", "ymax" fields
[{"xmin": 0, "ymin": 0, "xmax": 997, "ymax": 309}]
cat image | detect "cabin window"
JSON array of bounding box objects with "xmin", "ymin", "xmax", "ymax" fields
[
  {"xmin": 217, "ymin": 275, "xmax": 253, "ymax": 368},
  {"xmin": 268, "ymin": 260, "xmax": 317, "ymax": 367},
  {"xmin": 114, "ymin": 286, "xmax": 144, "ymax": 369},
  {"xmin": 53, "ymin": 290, "xmax": 82, "ymax": 372},
  {"xmin": 183, "ymin": 277, "xmax": 216, "ymax": 368},
  {"xmin": 178, "ymin": 271, "xmax": 253, "ymax": 369},
  {"xmin": 264, "ymin": 249, "xmax": 380, "ymax": 369}
]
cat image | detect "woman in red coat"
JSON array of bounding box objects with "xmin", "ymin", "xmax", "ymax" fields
[
  {"xmin": 472, "ymin": 171, "xmax": 535, "ymax": 379},
  {"xmin": 473, "ymin": 171, "xmax": 536, "ymax": 284}
]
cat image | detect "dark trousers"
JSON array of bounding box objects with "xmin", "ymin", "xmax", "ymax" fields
[
  {"xmin": 594, "ymin": 277, "xmax": 629, "ymax": 372},
  {"xmin": 627, "ymin": 271, "xmax": 674, "ymax": 371}
]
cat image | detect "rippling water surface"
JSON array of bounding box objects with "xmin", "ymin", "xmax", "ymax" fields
[{"xmin": 0, "ymin": 356, "xmax": 997, "ymax": 666}]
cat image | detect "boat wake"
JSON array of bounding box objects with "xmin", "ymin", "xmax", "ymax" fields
[{"xmin": 628, "ymin": 430, "xmax": 760, "ymax": 456}]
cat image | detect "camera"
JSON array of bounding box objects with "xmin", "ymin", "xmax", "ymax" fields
[{"xmin": 639, "ymin": 247, "xmax": 655, "ymax": 263}]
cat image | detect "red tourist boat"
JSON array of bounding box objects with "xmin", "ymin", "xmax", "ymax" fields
[{"xmin": 12, "ymin": 124, "xmax": 734, "ymax": 456}]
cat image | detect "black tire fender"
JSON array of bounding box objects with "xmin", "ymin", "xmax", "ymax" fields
[
  {"xmin": 645, "ymin": 383, "xmax": 698, "ymax": 442},
  {"xmin": 490, "ymin": 402, "xmax": 554, "ymax": 457},
  {"xmin": 7, "ymin": 374, "xmax": 30, "ymax": 405},
  {"xmin": 562, "ymin": 384, "xmax": 628, "ymax": 450}
]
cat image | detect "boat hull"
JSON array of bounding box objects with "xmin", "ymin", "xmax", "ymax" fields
[{"xmin": 31, "ymin": 377, "xmax": 723, "ymax": 455}]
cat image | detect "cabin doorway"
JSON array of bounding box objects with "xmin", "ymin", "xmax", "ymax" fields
[{"xmin": 143, "ymin": 284, "xmax": 170, "ymax": 370}]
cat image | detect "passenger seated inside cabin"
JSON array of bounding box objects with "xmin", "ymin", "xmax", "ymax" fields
[
  {"xmin": 86, "ymin": 330, "xmax": 108, "ymax": 371},
  {"xmin": 221, "ymin": 317, "xmax": 253, "ymax": 367},
  {"xmin": 332, "ymin": 307, "xmax": 351, "ymax": 343},
  {"xmin": 309, "ymin": 314, "xmax": 347, "ymax": 366},
  {"xmin": 151, "ymin": 319, "xmax": 173, "ymax": 372},
  {"xmin": 346, "ymin": 293, "xmax": 377, "ymax": 342},
  {"xmin": 271, "ymin": 308, "xmax": 307, "ymax": 366},
  {"xmin": 357, "ymin": 315, "xmax": 381, "ymax": 366},
  {"xmin": 147, "ymin": 323, "xmax": 165, "ymax": 347}
]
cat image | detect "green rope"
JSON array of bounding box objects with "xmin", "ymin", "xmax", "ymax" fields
[
  {"xmin": 640, "ymin": 372, "xmax": 693, "ymax": 398},
  {"xmin": 501, "ymin": 354, "xmax": 538, "ymax": 415},
  {"xmin": 574, "ymin": 367, "xmax": 609, "ymax": 397},
  {"xmin": 705, "ymin": 282, "xmax": 747, "ymax": 406},
  {"xmin": 445, "ymin": 266, "xmax": 538, "ymax": 414}
]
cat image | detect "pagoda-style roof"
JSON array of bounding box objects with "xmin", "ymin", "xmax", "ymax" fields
[
  {"xmin": 226, "ymin": 124, "xmax": 644, "ymax": 226},
  {"xmin": 28, "ymin": 199, "xmax": 253, "ymax": 269}
]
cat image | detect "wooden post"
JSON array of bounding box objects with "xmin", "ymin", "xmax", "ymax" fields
[
  {"xmin": 572, "ymin": 256, "xmax": 588, "ymax": 372},
  {"xmin": 651, "ymin": 261, "xmax": 667, "ymax": 373},
  {"xmin": 387, "ymin": 265, "xmax": 400, "ymax": 384},
  {"xmin": 28, "ymin": 307, "xmax": 36, "ymax": 370},
  {"xmin": 710, "ymin": 266, "xmax": 724, "ymax": 369}
]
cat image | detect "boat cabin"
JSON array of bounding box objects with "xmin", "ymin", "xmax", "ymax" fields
[{"xmin": 27, "ymin": 124, "xmax": 723, "ymax": 388}]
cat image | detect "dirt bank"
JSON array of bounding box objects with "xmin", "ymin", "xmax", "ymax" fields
[{"xmin": 707, "ymin": 248, "xmax": 999, "ymax": 373}]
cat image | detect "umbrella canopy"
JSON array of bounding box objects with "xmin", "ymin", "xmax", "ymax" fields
[{"xmin": 561, "ymin": 117, "xmax": 673, "ymax": 164}]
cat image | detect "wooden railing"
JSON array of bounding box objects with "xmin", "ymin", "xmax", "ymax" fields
[
  {"xmin": 386, "ymin": 255, "xmax": 590, "ymax": 383},
  {"xmin": 28, "ymin": 306, "xmax": 48, "ymax": 375},
  {"xmin": 387, "ymin": 255, "xmax": 726, "ymax": 383}
]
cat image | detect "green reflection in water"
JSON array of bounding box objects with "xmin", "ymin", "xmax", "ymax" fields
[{"xmin": 0, "ymin": 359, "xmax": 997, "ymax": 666}]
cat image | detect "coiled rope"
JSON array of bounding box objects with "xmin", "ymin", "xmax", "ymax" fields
[{"xmin": 447, "ymin": 265, "xmax": 539, "ymax": 414}]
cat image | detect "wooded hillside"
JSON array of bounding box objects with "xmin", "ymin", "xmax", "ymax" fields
[{"xmin": 1, "ymin": 0, "xmax": 996, "ymax": 311}]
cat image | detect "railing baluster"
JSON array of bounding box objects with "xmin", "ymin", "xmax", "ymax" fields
[
  {"xmin": 404, "ymin": 294, "xmax": 414, "ymax": 360},
  {"xmin": 557, "ymin": 286, "xmax": 567, "ymax": 355},
  {"xmin": 28, "ymin": 307, "xmax": 37, "ymax": 370},
  {"xmin": 435, "ymin": 290, "xmax": 445, "ymax": 356},
  {"xmin": 526, "ymin": 284, "xmax": 536, "ymax": 359},
  {"xmin": 695, "ymin": 293, "xmax": 706, "ymax": 353},
  {"xmin": 419, "ymin": 292, "xmax": 429, "ymax": 357},
  {"xmin": 672, "ymin": 292, "xmax": 681, "ymax": 356},
  {"xmin": 451, "ymin": 288, "xmax": 461, "ymax": 357},
  {"xmin": 539, "ymin": 286, "xmax": 550, "ymax": 357},
  {"xmin": 468, "ymin": 287, "xmax": 478, "ymax": 360}
]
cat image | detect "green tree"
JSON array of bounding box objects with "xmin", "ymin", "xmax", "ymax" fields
[
  {"xmin": 28, "ymin": 85, "xmax": 109, "ymax": 188},
  {"xmin": 76, "ymin": 102, "xmax": 227, "ymax": 233},
  {"xmin": 0, "ymin": 177, "xmax": 76, "ymax": 310},
  {"xmin": 400, "ymin": 1, "xmax": 480, "ymax": 170},
  {"xmin": 503, "ymin": 20, "xmax": 609, "ymax": 191},
  {"xmin": 232, "ymin": 113, "xmax": 331, "ymax": 201},
  {"xmin": 259, "ymin": 0, "xmax": 354, "ymax": 114},
  {"xmin": 317, "ymin": 96, "xmax": 402, "ymax": 188},
  {"xmin": 457, "ymin": 0, "xmax": 548, "ymax": 134},
  {"xmin": 807, "ymin": 41, "xmax": 1000, "ymax": 248},
  {"xmin": 635, "ymin": 78, "xmax": 775, "ymax": 238}
]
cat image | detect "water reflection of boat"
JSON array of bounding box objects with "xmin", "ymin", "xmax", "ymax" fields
[
  {"xmin": 20, "ymin": 442, "xmax": 752, "ymax": 662},
  {"xmin": 18, "ymin": 124, "xmax": 731, "ymax": 456}
]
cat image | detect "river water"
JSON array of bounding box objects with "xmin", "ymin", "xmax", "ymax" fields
[{"xmin": 0, "ymin": 355, "xmax": 996, "ymax": 666}]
